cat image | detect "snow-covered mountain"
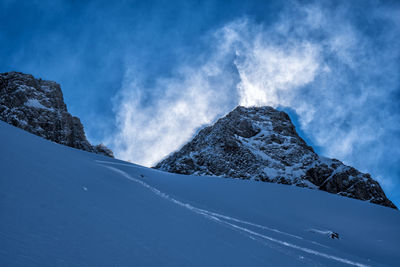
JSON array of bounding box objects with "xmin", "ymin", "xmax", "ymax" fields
[
  {"xmin": 156, "ymin": 106, "xmax": 396, "ymax": 209},
  {"xmin": 1, "ymin": 118, "xmax": 400, "ymax": 266},
  {"xmin": 0, "ymin": 71, "xmax": 113, "ymax": 157}
]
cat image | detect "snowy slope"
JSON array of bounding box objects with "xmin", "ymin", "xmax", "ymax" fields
[{"xmin": 1, "ymin": 121, "xmax": 399, "ymax": 267}]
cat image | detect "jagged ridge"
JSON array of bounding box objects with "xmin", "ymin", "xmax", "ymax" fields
[
  {"xmin": 0, "ymin": 71, "xmax": 113, "ymax": 157},
  {"xmin": 155, "ymin": 106, "xmax": 396, "ymax": 209}
]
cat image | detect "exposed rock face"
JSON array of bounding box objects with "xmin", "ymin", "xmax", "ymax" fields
[
  {"xmin": 0, "ymin": 71, "xmax": 113, "ymax": 157},
  {"xmin": 156, "ymin": 106, "xmax": 396, "ymax": 209}
]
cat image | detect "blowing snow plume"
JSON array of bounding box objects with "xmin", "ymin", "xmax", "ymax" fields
[{"xmin": 111, "ymin": 2, "xmax": 400, "ymax": 200}]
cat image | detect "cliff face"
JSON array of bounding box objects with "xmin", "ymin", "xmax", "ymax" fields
[
  {"xmin": 0, "ymin": 71, "xmax": 113, "ymax": 157},
  {"xmin": 156, "ymin": 106, "xmax": 396, "ymax": 209}
]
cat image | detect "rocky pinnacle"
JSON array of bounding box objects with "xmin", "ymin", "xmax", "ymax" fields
[
  {"xmin": 0, "ymin": 71, "xmax": 113, "ymax": 157},
  {"xmin": 155, "ymin": 106, "xmax": 396, "ymax": 209}
]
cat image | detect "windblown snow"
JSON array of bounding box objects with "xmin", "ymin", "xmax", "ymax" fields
[{"xmin": 1, "ymin": 121, "xmax": 399, "ymax": 266}]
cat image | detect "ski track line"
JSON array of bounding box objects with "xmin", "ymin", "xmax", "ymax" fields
[
  {"xmin": 95, "ymin": 160, "xmax": 334, "ymax": 248},
  {"xmin": 100, "ymin": 163, "xmax": 369, "ymax": 267},
  {"xmin": 95, "ymin": 160, "xmax": 148, "ymax": 169},
  {"xmin": 96, "ymin": 161, "xmax": 304, "ymax": 239},
  {"xmin": 194, "ymin": 207, "xmax": 304, "ymax": 240}
]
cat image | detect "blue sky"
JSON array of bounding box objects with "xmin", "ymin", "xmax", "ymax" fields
[{"xmin": 1, "ymin": 0, "xmax": 400, "ymax": 206}]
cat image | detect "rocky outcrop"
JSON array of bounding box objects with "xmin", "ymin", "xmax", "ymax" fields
[
  {"xmin": 155, "ymin": 106, "xmax": 396, "ymax": 209},
  {"xmin": 0, "ymin": 71, "xmax": 113, "ymax": 157}
]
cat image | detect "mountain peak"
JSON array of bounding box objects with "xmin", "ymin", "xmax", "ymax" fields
[
  {"xmin": 0, "ymin": 71, "xmax": 113, "ymax": 157},
  {"xmin": 155, "ymin": 105, "xmax": 396, "ymax": 209}
]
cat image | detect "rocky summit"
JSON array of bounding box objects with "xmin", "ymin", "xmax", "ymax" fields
[
  {"xmin": 0, "ymin": 71, "xmax": 113, "ymax": 157},
  {"xmin": 156, "ymin": 106, "xmax": 396, "ymax": 209}
]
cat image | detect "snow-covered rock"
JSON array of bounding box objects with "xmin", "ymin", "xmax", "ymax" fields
[
  {"xmin": 0, "ymin": 71, "xmax": 113, "ymax": 157},
  {"xmin": 155, "ymin": 106, "xmax": 396, "ymax": 209}
]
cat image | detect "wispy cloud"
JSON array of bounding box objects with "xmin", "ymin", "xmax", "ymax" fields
[
  {"xmin": 111, "ymin": 2, "xmax": 400, "ymax": 196},
  {"xmin": 111, "ymin": 42, "xmax": 239, "ymax": 166}
]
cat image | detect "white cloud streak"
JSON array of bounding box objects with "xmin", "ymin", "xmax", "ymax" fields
[{"xmin": 111, "ymin": 2, "xmax": 400, "ymax": 196}]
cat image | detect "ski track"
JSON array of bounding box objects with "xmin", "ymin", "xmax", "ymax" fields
[
  {"xmin": 99, "ymin": 161, "xmax": 369, "ymax": 267},
  {"xmin": 95, "ymin": 160, "xmax": 148, "ymax": 170}
]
